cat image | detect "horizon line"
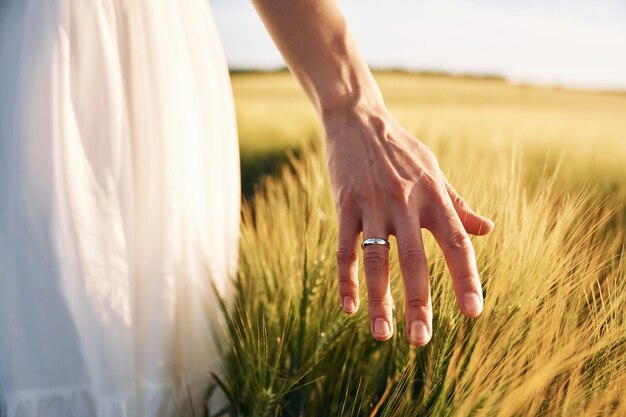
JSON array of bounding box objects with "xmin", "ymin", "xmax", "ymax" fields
[{"xmin": 228, "ymin": 66, "xmax": 626, "ymax": 95}]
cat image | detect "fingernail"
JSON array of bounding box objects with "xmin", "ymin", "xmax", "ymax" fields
[
  {"xmin": 463, "ymin": 292, "xmax": 483, "ymax": 316},
  {"xmin": 342, "ymin": 297, "xmax": 356, "ymax": 313},
  {"xmin": 410, "ymin": 320, "xmax": 429, "ymax": 345},
  {"xmin": 374, "ymin": 318, "xmax": 391, "ymax": 338}
]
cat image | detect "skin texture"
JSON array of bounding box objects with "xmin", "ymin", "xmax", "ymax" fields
[{"xmin": 252, "ymin": 0, "xmax": 494, "ymax": 345}]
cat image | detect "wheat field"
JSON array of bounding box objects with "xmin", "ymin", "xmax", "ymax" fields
[{"xmin": 207, "ymin": 72, "xmax": 626, "ymax": 417}]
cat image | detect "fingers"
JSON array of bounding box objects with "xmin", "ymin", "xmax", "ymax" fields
[
  {"xmin": 394, "ymin": 215, "xmax": 432, "ymax": 346},
  {"xmin": 444, "ymin": 179, "xmax": 494, "ymax": 236},
  {"xmin": 429, "ymin": 197, "xmax": 484, "ymax": 318},
  {"xmin": 336, "ymin": 211, "xmax": 361, "ymax": 314},
  {"xmin": 362, "ymin": 219, "xmax": 393, "ymax": 341}
]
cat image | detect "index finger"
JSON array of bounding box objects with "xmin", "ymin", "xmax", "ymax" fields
[{"xmin": 428, "ymin": 197, "xmax": 484, "ymax": 318}]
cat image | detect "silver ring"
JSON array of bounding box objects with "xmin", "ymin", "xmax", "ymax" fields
[{"xmin": 361, "ymin": 237, "xmax": 390, "ymax": 250}]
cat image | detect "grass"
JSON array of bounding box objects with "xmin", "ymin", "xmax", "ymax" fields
[{"xmin": 207, "ymin": 71, "xmax": 626, "ymax": 416}]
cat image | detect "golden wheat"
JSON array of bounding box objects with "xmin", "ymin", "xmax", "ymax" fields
[{"xmin": 211, "ymin": 72, "xmax": 626, "ymax": 417}]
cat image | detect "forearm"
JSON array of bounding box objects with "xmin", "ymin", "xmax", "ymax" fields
[
  {"xmin": 251, "ymin": 0, "xmax": 385, "ymax": 117},
  {"xmin": 254, "ymin": 0, "xmax": 493, "ymax": 345}
]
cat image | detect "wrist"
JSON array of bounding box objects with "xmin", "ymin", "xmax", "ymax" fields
[
  {"xmin": 320, "ymin": 93, "xmax": 392, "ymax": 147},
  {"xmin": 317, "ymin": 73, "xmax": 386, "ymax": 122}
]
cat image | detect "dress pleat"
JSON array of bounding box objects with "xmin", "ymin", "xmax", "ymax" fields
[{"xmin": 0, "ymin": 1, "xmax": 240, "ymax": 415}]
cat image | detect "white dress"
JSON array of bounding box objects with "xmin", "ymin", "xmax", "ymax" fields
[{"xmin": 0, "ymin": 1, "xmax": 240, "ymax": 416}]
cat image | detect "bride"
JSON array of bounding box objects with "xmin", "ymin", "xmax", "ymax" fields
[{"xmin": 0, "ymin": 0, "xmax": 493, "ymax": 416}]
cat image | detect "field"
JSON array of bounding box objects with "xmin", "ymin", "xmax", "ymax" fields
[{"xmin": 208, "ymin": 72, "xmax": 626, "ymax": 416}]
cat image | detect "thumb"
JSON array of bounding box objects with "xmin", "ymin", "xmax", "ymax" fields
[{"xmin": 444, "ymin": 179, "xmax": 494, "ymax": 236}]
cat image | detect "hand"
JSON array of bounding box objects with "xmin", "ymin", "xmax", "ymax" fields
[{"xmin": 322, "ymin": 104, "xmax": 494, "ymax": 346}]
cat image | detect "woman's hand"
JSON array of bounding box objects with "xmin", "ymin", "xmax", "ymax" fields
[
  {"xmin": 323, "ymin": 103, "xmax": 494, "ymax": 346},
  {"xmin": 252, "ymin": 0, "xmax": 493, "ymax": 345}
]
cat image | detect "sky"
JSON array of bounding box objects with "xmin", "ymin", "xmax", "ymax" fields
[{"xmin": 208, "ymin": 0, "xmax": 626, "ymax": 91}]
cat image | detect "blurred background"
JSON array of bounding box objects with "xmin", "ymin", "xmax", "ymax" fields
[
  {"xmin": 211, "ymin": 0, "xmax": 626, "ymax": 90},
  {"xmin": 208, "ymin": 3, "xmax": 626, "ymax": 415},
  {"xmin": 208, "ymin": 0, "xmax": 626, "ymax": 195}
]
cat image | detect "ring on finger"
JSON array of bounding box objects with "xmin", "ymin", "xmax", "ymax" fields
[{"xmin": 361, "ymin": 237, "xmax": 391, "ymax": 250}]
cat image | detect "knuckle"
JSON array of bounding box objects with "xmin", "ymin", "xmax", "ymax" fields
[
  {"xmin": 453, "ymin": 194, "xmax": 467, "ymax": 209},
  {"xmin": 336, "ymin": 247, "xmax": 357, "ymax": 267},
  {"xmin": 419, "ymin": 171, "xmax": 440, "ymax": 191},
  {"xmin": 399, "ymin": 246, "xmax": 427, "ymax": 269},
  {"xmin": 422, "ymin": 146, "xmax": 439, "ymax": 164},
  {"xmin": 368, "ymin": 296, "xmax": 394, "ymax": 311},
  {"xmin": 386, "ymin": 178, "xmax": 412, "ymax": 203},
  {"xmin": 363, "ymin": 250, "xmax": 388, "ymax": 270},
  {"xmin": 421, "ymin": 175, "xmax": 448, "ymax": 205},
  {"xmin": 406, "ymin": 297, "xmax": 430, "ymax": 312},
  {"xmin": 455, "ymin": 274, "xmax": 479, "ymax": 285},
  {"xmin": 338, "ymin": 280, "xmax": 357, "ymax": 293},
  {"xmin": 335, "ymin": 187, "xmax": 357, "ymax": 211},
  {"xmin": 447, "ymin": 230, "xmax": 472, "ymax": 250}
]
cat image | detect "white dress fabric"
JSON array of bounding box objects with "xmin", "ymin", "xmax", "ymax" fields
[{"xmin": 0, "ymin": 0, "xmax": 240, "ymax": 416}]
